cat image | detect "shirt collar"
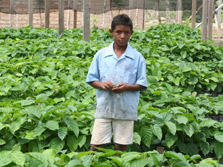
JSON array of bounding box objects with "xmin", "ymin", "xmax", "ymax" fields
[{"xmin": 104, "ymin": 42, "xmax": 135, "ymax": 59}]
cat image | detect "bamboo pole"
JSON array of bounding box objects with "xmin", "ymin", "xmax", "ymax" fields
[
  {"xmin": 129, "ymin": 0, "xmax": 134, "ymax": 21},
  {"xmin": 208, "ymin": 0, "xmax": 214, "ymax": 39},
  {"xmin": 192, "ymin": 0, "xmax": 197, "ymax": 28},
  {"xmin": 202, "ymin": 0, "xmax": 208, "ymax": 41},
  {"xmin": 28, "ymin": 0, "xmax": 34, "ymax": 26},
  {"xmin": 166, "ymin": 0, "xmax": 170, "ymax": 23},
  {"xmin": 67, "ymin": 0, "xmax": 71, "ymax": 29},
  {"xmin": 103, "ymin": 0, "xmax": 107, "ymax": 29},
  {"xmin": 73, "ymin": 0, "xmax": 77, "ymax": 28},
  {"xmin": 176, "ymin": 0, "xmax": 182, "ymax": 24},
  {"xmin": 83, "ymin": 0, "xmax": 90, "ymax": 41},
  {"xmin": 59, "ymin": 0, "xmax": 64, "ymax": 36},
  {"xmin": 10, "ymin": 0, "xmax": 14, "ymax": 27},
  {"xmin": 45, "ymin": 0, "xmax": 50, "ymax": 28}
]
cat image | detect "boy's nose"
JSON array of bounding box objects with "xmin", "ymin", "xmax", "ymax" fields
[{"xmin": 120, "ymin": 33, "xmax": 125, "ymax": 38}]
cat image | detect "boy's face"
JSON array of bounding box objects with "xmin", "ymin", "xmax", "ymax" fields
[{"xmin": 109, "ymin": 25, "xmax": 133, "ymax": 47}]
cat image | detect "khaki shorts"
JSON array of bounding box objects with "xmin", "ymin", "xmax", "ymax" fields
[{"xmin": 90, "ymin": 118, "xmax": 134, "ymax": 145}]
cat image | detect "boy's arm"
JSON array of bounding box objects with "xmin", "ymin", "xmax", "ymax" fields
[
  {"xmin": 112, "ymin": 83, "xmax": 145, "ymax": 94},
  {"xmin": 90, "ymin": 80, "xmax": 114, "ymax": 90}
]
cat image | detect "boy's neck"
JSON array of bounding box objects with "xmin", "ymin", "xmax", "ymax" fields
[{"xmin": 113, "ymin": 42, "xmax": 127, "ymax": 59}]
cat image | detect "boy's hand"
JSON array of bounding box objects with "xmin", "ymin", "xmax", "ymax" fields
[
  {"xmin": 112, "ymin": 83, "xmax": 129, "ymax": 93},
  {"xmin": 101, "ymin": 80, "xmax": 114, "ymax": 90}
]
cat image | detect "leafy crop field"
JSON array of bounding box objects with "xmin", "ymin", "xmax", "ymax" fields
[{"xmin": 1, "ymin": 25, "xmax": 223, "ymax": 166}]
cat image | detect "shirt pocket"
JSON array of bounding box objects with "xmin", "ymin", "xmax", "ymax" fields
[{"xmin": 127, "ymin": 70, "xmax": 137, "ymax": 84}]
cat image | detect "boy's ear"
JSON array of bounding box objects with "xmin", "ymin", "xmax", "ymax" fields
[{"xmin": 109, "ymin": 29, "xmax": 113, "ymax": 34}]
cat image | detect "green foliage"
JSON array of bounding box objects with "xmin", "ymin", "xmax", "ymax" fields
[{"xmin": 1, "ymin": 24, "xmax": 223, "ymax": 166}]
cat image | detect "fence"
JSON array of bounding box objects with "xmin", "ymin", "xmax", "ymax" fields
[{"xmin": 0, "ymin": 0, "xmax": 223, "ymax": 42}]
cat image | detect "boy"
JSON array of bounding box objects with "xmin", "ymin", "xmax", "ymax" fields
[{"xmin": 86, "ymin": 14, "xmax": 147, "ymax": 152}]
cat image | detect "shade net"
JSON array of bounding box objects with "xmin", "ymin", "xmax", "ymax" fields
[{"xmin": 0, "ymin": 0, "xmax": 203, "ymax": 15}]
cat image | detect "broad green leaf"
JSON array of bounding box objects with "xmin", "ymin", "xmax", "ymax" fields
[
  {"xmin": 10, "ymin": 116, "xmax": 26, "ymax": 134},
  {"xmin": 33, "ymin": 125, "xmax": 46, "ymax": 137},
  {"xmin": 122, "ymin": 152, "xmax": 142, "ymax": 165},
  {"xmin": 187, "ymin": 143, "xmax": 199, "ymax": 155},
  {"xmin": 28, "ymin": 152, "xmax": 48, "ymax": 167},
  {"xmin": 0, "ymin": 151, "xmax": 12, "ymax": 167},
  {"xmin": 108, "ymin": 156, "xmax": 122, "ymax": 166},
  {"xmin": 0, "ymin": 139, "xmax": 6, "ymax": 145},
  {"xmin": 67, "ymin": 135, "xmax": 79, "ymax": 152},
  {"xmin": 133, "ymin": 132, "xmax": 141, "ymax": 145},
  {"xmin": 210, "ymin": 82, "xmax": 217, "ymax": 91},
  {"xmin": 164, "ymin": 151, "xmax": 187, "ymax": 161},
  {"xmin": 200, "ymin": 119, "xmax": 218, "ymax": 128},
  {"xmin": 165, "ymin": 121, "xmax": 176, "ymax": 135},
  {"xmin": 182, "ymin": 66, "xmax": 191, "ymax": 73},
  {"xmin": 210, "ymin": 77, "xmax": 219, "ymax": 82},
  {"xmin": 130, "ymin": 159, "xmax": 149, "ymax": 167},
  {"xmin": 173, "ymin": 77, "xmax": 180, "ymax": 86},
  {"xmin": 23, "ymin": 105, "xmax": 41, "ymax": 118},
  {"xmin": 80, "ymin": 155, "xmax": 93, "ymax": 167},
  {"xmin": 45, "ymin": 120, "xmax": 59, "ymax": 130},
  {"xmin": 176, "ymin": 141, "xmax": 188, "ymax": 154},
  {"xmin": 176, "ymin": 115, "xmax": 188, "ymax": 124},
  {"xmin": 78, "ymin": 135, "xmax": 87, "ymax": 148},
  {"xmin": 65, "ymin": 159, "xmax": 82, "ymax": 167},
  {"xmin": 183, "ymin": 124, "xmax": 194, "ymax": 137},
  {"xmin": 64, "ymin": 116, "xmax": 79, "ymax": 137},
  {"xmin": 214, "ymin": 141, "xmax": 223, "ymax": 159},
  {"xmin": 199, "ymin": 141, "xmax": 210, "ymax": 156},
  {"xmin": 42, "ymin": 149, "xmax": 57, "ymax": 165},
  {"xmin": 17, "ymin": 100, "xmax": 35, "ymax": 106},
  {"xmin": 189, "ymin": 155, "xmax": 201, "ymax": 162},
  {"xmin": 141, "ymin": 126, "xmax": 153, "ymax": 148},
  {"xmin": 10, "ymin": 150, "xmax": 25, "ymax": 167},
  {"xmin": 165, "ymin": 133, "xmax": 178, "ymax": 148},
  {"xmin": 50, "ymin": 138, "xmax": 65, "ymax": 153},
  {"xmin": 58, "ymin": 127, "xmax": 68, "ymax": 140},
  {"xmin": 152, "ymin": 124, "xmax": 162, "ymax": 141},
  {"xmin": 0, "ymin": 123, "xmax": 5, "ymax": 131},
  {"xmin": 214, "ymin": 131, "xmax": 223, "ymax": 142},
  {"xmin": 149, "ymin": 153, "xmax": 160, "ymax": 166},
  {"xmin": 190, "ymin": 75, "xmax": 198, "ymax": 84}
]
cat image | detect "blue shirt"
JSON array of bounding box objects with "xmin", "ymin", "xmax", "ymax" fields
[{"xmin": 86, "ymin": 42, "xmax": 147, "ymax": 120}]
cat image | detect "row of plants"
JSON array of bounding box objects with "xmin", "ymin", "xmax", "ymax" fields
[
  {"xmin": 1, "ymin": 146, "xmax": 222, "ymax": 167},
  {"xmin": 1, "ymin": 24, "xmax": 223, "ymax": 166}
]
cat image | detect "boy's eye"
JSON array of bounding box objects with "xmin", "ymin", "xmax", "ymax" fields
[{"xmin": 116, "ymin": 31, "xmax": 130, "ymax": 34}]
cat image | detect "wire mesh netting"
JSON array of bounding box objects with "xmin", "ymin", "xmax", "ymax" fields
[{"xmin": 0, "ymin": 0, "xmax": 203, "ymax": 14}]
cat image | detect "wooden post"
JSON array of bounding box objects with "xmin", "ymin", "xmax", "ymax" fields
[
  {"xmin": 218, "ymin": 0, "xmax": 222, "ymax": 29},
  {"xmin": 10, "ymin": 0, "xmax": 14, "ymax": 27},
  {"xmin": 166, "ymin": 0, "xmax": 170, "ymax": 23},
  {"xmin": 83, "ymin": 0, "xmax": 90, "ymax": 41},
  {"xmin": 135, "ymin": 0, "xmax": 139, "ymax": 28},
  {"xmin": 45, "ymin": 0, "xmax": 50, "ymax": 28},
  {"xmin": 59, "ymin": 0, "xmax": 64, "ymax": 36},
  {"xmin": 202, "ymin": 0, "xmax": 208, "ymax": 41},
  {"xmin": 28, "ymin": 0, "xmax": 34, "ymax": 26},
  {"xmin": 192, "ymin": 0, "xmax": 197, "ymax": 28},
  {"xmin": 142, "ymin": 0, "xmax": 146, "ymax": 30},
  {"xmin": 176, "ymin": 0, "xmax": 182, "ymax": 24},
  {"xmin": 129, "ymin": 0, "xmax": 134, "ymax": 21},
  {"xmin": 103, "ymin": 0, "xmax": 107, "ymax": 29},
  {"xmin": 217, "ymin": 0, "xmax": 222, "ymax": 38},
  {"xmin": 208, "ymin": 0, "xmax": 214, "ymax": 39},
  {"xmin": 73, "ymin": 0, "xmax": 77, "ymax": 28}
]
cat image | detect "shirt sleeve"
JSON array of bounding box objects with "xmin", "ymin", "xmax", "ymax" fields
[
  {"xmin": 86, "ymin": 53, "xmax": 100, "ymax": 84},
  {"xmin": 135, "ymin": 55, "xmax": 147, "ymax": 89}
]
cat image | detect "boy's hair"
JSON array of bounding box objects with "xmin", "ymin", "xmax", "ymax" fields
[{"xmin": 111, "ymin": 14, "xmax": 133, "ymax": 31}]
